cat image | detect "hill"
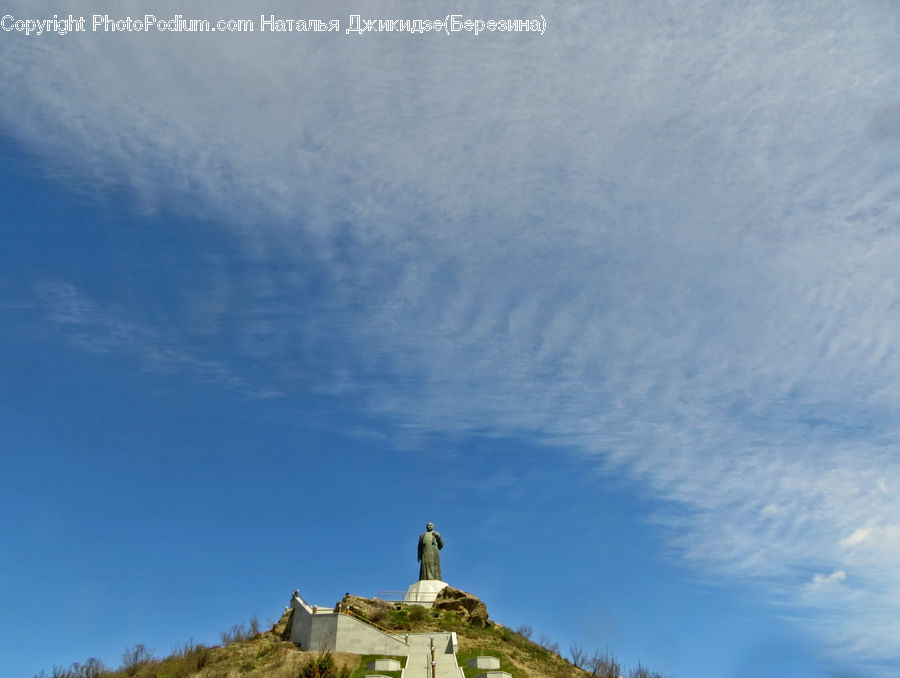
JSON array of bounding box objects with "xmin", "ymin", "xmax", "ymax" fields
[{"xmin": 34, "ymin": 589, "xmax": 667, "ymax": 678}]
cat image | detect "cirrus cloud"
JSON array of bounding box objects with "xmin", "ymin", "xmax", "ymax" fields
[{"xmin": 5, "ymin": 0, "xmax": 900, "ymax": 674}]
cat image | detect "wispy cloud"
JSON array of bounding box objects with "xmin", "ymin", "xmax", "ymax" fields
[
  {"xmin": 25, "ymin": 280, "xmax": 268, "ymax": 396},
  {"xmin": 841, "ymin": 528, "xmax": 873, "ymax": 548},
  {"xmin": 5, "ymin": 0, "xmax": 900, "ymax": 673},
  {"xmin": 809, "ymin": 570, "xmax": 847, "ymax": 592}
]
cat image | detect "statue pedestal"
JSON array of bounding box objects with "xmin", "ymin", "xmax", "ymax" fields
[{"xmin": 404, "ymin": 579, "xmax": 448, "ymax": 606}]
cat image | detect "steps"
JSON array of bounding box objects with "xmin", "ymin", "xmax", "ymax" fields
[{"xmin": 404, "ymin": 634, "xmax": 461, "ymax": 678}]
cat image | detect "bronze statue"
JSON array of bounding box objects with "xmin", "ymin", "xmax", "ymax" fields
[{"xmin": 417, "ymin": 522, "xmax": 443, "ymax": 580}]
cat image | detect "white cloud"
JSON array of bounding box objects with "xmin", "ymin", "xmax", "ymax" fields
[
  {"xmin": 5, "ymin": 0, "xmax": 900, "ymax": 673},
  {"xmin": 810, "ymin": 570, "xmax": 847, "ymax": 591},
  {"xmin": 841, "ymin": 528, "xmax": 873, "ymax": 548}
]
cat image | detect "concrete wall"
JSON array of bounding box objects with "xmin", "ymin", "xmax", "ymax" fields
[
  {"xmin": 333, "ymin": 614, "xmax": 409, "ymax": 655},
  {"xmin": 288, "ymin": 597, "xmax": 311, "ymax": 647},
  {"xmin": 289, "ymin": 596, "xmax": 339, "ymax": 650},
  {"xmin": 432, "ymin": 632, "xmax": 456, "ymax": 654},
  {"xmin": 288, "ymin": 594, "xmax": 408, "ymax": 656}
]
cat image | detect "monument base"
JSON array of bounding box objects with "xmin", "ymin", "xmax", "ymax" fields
[{"xmin": 405, "ymin": 579, "xmax": 448, "ymax": 606}]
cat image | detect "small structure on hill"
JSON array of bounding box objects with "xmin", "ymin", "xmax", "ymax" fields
[
  {"xmin": 286, "ymin": 524, "xmax": 486, "ymax": 675},
  {"xmin": 287, "ymin": 589, "xmax": 474, "ymax": 677},
  {"xmin": 288, "ymin": 590, "xmax": 414, "ymax": 655}
]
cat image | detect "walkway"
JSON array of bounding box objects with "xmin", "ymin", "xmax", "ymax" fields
[{"xmin": 402, "ymin": 633, "xmax": 461, "ymax": 678}]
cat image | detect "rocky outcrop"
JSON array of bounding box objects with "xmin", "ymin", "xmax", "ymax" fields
[
  {"xmin": 337, "ymin": 589, "xmax": 490, "ymax": 629},
  {"xmin": 339, "ymin": 594, "xmax": 395, "ymax": 623},
  {"xmin": 271, "ymin": 607, "xmax": 294, "ymax": 640},
  {"xmin": 433, "ymin": 587, "xmax": 490, "ymax": 628}
]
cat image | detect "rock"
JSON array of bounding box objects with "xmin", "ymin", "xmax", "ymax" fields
[
  {"xmin": 270, "ymin": 607, "xmax": 293, "ymax": 640},
  {"xmin": 433, "ymin": 587, "xmax": 490, "ymax": 627},
  {"xmin": 339, "ymin": 594, "xmax": 395, "ymax": 623}
]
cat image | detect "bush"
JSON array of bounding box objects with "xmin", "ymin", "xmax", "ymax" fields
[
  {"xmin": 172, "ymin": 638, "xmax": 211, "ymax": 673},
  {"xmin": 569, "ymin": 645, "xmax": 587, "ymax": 669},
  {"xmin": 220, "ymin": 621, "xmax": 254, "ymax": 645},
  {"xmin": 298, "ymin": 651, "xmax": 351, "ymax": 678},
  {"xmin": 538, "ymin": 634, "xmax": 559, "ymax": 656},
  {"xmin": 33, "ymin": 658, "xmax": 108, "ymax": 678},
  {"xmin": 515, "ymin": 624, "xmax": 533, "ymax": 640},
  {"xmin": 588, "ymin": 649, "xmax": 621, "ymax": 678},
  {"xmin": 122, "ymin": 644, "xmax": 154, "ymax": 676},
  {"xmin": 386, "ymin": 609, "xmax": 411, "ymax": 630},
  {"xmin": 628, "ymin": 661, "xmax": 663, "ymax": 678}
]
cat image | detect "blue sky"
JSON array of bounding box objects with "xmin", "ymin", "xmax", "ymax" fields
[{"xmin": 2, "ymin": 1, "xmax": 900, "ymax": 676}]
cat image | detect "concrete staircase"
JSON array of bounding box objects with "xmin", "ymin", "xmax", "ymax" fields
[{"xmin": 403, "ymin": 633, "xmax": 461, "ymax": 678}]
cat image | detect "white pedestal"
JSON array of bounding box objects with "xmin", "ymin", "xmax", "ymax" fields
[{"xmin": 404, "ymin": 579, "xmax": 448, "ymax": 606}]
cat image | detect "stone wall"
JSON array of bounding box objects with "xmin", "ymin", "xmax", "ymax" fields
[
  {"xmin": 289, "ymin": 596, "xmax": 339, "ymax": 650},
  {"xmin": 288, "ymin": 593, "xmax": 408, "ymax": 656},
  {"xmin": 333, "ymin": 614, "xmax": 409, "ymax": 655}
]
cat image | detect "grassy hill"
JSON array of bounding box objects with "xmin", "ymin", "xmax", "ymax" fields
[{"xmin": 35, "ymin": 591, "xmax": 667, "ymax": 678}]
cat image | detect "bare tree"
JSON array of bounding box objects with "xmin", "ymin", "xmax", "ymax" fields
[
  {"xmin": 122, "ymin": 644, "xmax": 154, "ymax": 676},
  {"xmin": 220, "ymin": 622, "xmax": 251, "ymax": 644},
  {"xmin": 588, "ymin": 648, "xmax": 621, "ymax": 678},
  {"xmin": 79, "ymin": 659, "xmax": 106, "ymax": 678},
  {"xmin": 39, "ymin": 659, "xmax": 108, "ymax": 678},
  {"xmin": 628, "ymin": 661, "xmax": 663, "ymax": 678},
  {"xmin": 570, "ymin": 644, "xmax": 588, "ymax": 669},
  {"xmin": 515, "ymin": 624, "xmax": 533, "ymax": 640}
]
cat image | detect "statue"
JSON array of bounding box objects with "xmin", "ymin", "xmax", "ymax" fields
[{"xmin": 417, "ymin": 522, "xmax": 443, "ymax": 581}]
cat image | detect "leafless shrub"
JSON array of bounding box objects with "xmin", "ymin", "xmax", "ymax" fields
[
  {"xmin": 220, "ymin": 621, "xmax": 252, "ymax": 645},
  {"xmin": 588, "ymin": 648, "xmax": 622, "ymax": 677},
  {"xmin": 570, "ymin": 644, "xmax": 588, "ymax": 669},
  {"xmin": 33, "ymin": 658, "xmax": 108, "ymax": 678},
  {"xmin": 539, "ymin": 633, "xmax": 559, "ymax": 653},
  {"xmin": 515, "ymin": 624, "xmax": 533, "ymax": 639},
  {"xmin": 122, "ymin": 644, "xmax": 154, "ymax": 676},
  {"xmin": 172, "ymin": 638, "xmax": 211, "ymax": 672},
  {"xmin": 629, "ymin": 661, "xmax": 664, "ymax": 678}
]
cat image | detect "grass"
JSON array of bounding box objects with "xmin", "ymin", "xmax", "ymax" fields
[
  {"xmin": 457, "ymin": 647, "xmax": 524, "ymax": 678},
  {"xmin": 347, "ymin": 654, "xmax": 406, "ymax": 678},
  {"xmin": 369, "ymin": 604, "xmax": 433, "ymax": 631}
]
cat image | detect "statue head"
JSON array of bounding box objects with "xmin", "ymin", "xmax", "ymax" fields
[{"xmin": 426, "ymin": 522, "xmax": 434, "ymax": 531}]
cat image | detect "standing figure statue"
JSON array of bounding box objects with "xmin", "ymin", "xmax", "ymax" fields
[{"xmin": 417, "ymin": 522, "xmax": 444, "ymax": 581}]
